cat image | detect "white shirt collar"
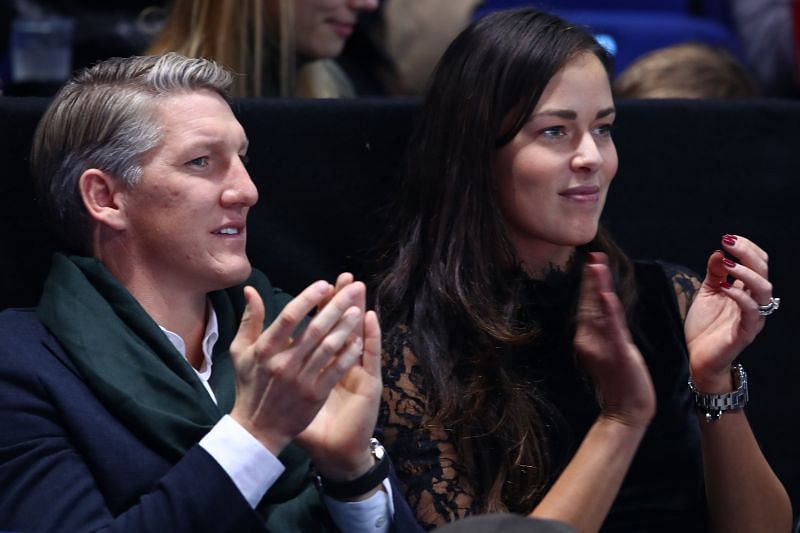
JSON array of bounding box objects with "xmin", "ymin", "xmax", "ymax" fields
[{"xmin": 159, "ymin": 303, "xmax": 219, "ymax": 382}]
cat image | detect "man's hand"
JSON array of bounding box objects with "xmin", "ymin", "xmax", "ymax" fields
[
  {"xmin": 228, "ymin": 280, "xmax": 366, "ymax": 456},
  {"xmin": 295, "ymin": 273, "xmax": 383, "ymax": 487}
]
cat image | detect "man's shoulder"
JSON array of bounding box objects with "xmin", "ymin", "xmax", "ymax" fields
[
  {"xmin": 0, "ymin": 307, "xmax": 72, "ymax": 371},
  {"xmin": 0, "ymin": 308, "xmax": 49, "ymax": 342}
]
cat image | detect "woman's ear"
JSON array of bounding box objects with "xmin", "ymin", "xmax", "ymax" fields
[{"xmin": 78, "ymin": 169, "xmax": 128, "ymax": 231}]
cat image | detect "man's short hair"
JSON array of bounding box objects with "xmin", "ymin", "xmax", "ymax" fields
[{"xmin": 31, "ymin": 52, "xmax": 234, "ymax": 255}]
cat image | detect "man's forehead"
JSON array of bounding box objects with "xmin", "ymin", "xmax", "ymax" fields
[{"xmin": 155, "ymin": 93, "xmax": 247, "ymax": 148}]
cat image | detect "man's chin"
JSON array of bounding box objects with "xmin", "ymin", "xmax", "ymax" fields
[{"xmin": 217, "ymin": 261, "xmax": 253, "ymax": 290}]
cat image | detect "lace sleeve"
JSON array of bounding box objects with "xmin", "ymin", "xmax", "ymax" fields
[
  {"xmin": 659, "ymin": 261, "xmax": 703, "ymax": 323},
  {"xmin": 379, "ymin": 326, "xmax": 479, "ymax": 530}
]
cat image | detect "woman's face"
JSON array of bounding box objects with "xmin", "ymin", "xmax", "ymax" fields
[
  {"xmin": 267, "ymin": 0, "xmax": 378, "ymax": 59},
  {"xmin": 494, "ymin": 52, "xmax": 618, "ymax": 274}
]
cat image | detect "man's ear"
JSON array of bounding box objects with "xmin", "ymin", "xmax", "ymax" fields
[{"xmin": 78, "ymin": 169, "xmax": 128, "ymax": 231}]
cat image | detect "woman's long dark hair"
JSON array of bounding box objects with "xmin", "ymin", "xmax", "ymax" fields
[{"xmin": 375, "ymin": 8, "xmax": 636, "ymax": 513}]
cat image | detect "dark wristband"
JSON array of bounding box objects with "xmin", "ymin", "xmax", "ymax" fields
[{"xmin": 316, "ymin": 438, "xmax": 389, "ymax": 499}]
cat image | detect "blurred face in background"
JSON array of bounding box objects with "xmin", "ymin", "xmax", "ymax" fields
[{"xmin": 265, "ymin": 0, "xmax": 379, "ymax": 59}]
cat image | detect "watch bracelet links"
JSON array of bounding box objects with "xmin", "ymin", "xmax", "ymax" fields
[
  {"xmin": 315, "ymin": 437, "xmax": 390, "ymax": 499},
  {"xmin": 688, "ymin": 364, "xmax": 749, "ymax": 422}
]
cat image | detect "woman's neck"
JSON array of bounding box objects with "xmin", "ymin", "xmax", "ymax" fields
[{"xmin": 515, "ymin": 241, "xmax": 576, "ymax": 280}]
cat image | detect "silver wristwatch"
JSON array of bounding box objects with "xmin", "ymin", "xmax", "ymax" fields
[{"xmin": 688, "ymin": 364, "xmax": 749, "ymax": 422}]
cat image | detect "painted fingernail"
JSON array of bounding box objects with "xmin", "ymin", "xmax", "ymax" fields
[
  {"xmin": 720, "ymin": 280, "xmax": 732, "ymax": 289},
  {"xmin": 722, "ymin": 258, "xmax": 736, "ymax": 268},
  {"xmin": 722, "ymin": 236, "xmax": 736, "ymax": 246}
]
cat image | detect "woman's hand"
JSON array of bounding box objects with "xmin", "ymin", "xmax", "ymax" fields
[
  {"xmin": 574, "ymin": 252, "xmax": 655, "ymax": 428},
  {"xmin": 530, "ymin": 253, "xmax": 656, "ymax": 530},
  {"xmin": 684, "ymin": 235, "xmax": 773, "ymax": 392}
]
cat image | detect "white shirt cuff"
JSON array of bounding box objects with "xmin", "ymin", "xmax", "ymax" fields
[
  {"xmin": 323, "ymin": 477, "xmax": 394, "ymax": 533},
  {"xmin": 199, "ymin": 414, "xmax": 285, "ymax": 508}
]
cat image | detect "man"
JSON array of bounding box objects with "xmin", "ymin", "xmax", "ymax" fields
[{"xmin": 0, "ymin": 52, "xmax": 419, "ymax": 532}]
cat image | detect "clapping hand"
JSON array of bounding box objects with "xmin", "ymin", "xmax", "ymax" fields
[
  {"xmin": 574, "ymin": 252, "xmax": 655, "ymax": 428},
  {"xmin": 228, "ymin": 279, "xmax": 368, "ymax": 456},
  {"xmin": 685, "ymin": 235, "xmax": 774, "ymax": 393}
]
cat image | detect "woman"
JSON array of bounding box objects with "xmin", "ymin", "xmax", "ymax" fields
[
  {"xmin": 147, "ymin": 0, "xmax": 378, "ymax": 97},
  {"xmin": 375, "ymin": 8, "xmax": 791, "ymax": 532}
]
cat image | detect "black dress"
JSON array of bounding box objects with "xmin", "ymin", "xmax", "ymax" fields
[{"xmin": 379, "ymin": 261, "xmax": 708, "ymax": 532}]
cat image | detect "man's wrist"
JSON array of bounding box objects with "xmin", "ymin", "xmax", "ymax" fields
[{"xmin": 316, "ymin": 438, "xmax": 390, "ymax": 500}]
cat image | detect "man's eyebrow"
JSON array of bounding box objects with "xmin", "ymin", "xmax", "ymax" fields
[{"xmin": 179, "ymin": 134, "xmax": 250, "ymax": 152}]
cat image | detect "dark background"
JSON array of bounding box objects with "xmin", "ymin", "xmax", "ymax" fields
[{"xmin": 1, "ymin": 96, "xmax": 797, "ymax": 520}]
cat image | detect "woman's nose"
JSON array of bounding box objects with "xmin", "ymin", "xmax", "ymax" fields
[
  {"xmin": 571, "ymin": 133, "xmax": 603, "ymax": 172},
  {"xmin": 348, "ymin": 0, "xmax": 379, "ymax": 12}
]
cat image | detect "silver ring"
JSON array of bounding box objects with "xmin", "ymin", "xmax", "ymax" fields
[{"xmin": 757, "ymin": 297, "xmax": 780, "ymax": 317}]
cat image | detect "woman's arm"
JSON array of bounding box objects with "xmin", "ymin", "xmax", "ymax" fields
[
  {"xmin": 379, "ymin": 327, "xmax": 480, "ymax": 530},
  {"xmin": 529, "ymin": 253, "xmax": 656, "ymax": 532},
  {"xmin": 684, "ymin": 235, "xmax": 791, "ymax": 532}
]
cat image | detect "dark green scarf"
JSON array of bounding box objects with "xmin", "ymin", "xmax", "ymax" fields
[{"xmin": 37, "ymin": 253, "xmax": 328, "ymax": 530}]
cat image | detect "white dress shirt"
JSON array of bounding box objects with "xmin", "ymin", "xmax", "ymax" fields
[{"xmin": 159, "ymin": 305, "xmax": 393, "ymax": 532}]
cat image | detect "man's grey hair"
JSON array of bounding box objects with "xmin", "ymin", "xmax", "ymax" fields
[{"xmin": 31, "ymin": 52, "xmax": 234, "ymax": 255}]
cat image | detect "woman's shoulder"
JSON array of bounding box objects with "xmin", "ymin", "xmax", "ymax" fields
[{"xmin": 633, "ymin": 260, "xmax": 702, "ymax": 322}]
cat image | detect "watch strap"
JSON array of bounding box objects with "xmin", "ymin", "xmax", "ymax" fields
[
  {"xmin": 316, "ymin": 438, "xmax": 390, "ymax": 499},
  {"xmin": 688, "ymin": 364, "xmax": 749, "ymax": 422}
]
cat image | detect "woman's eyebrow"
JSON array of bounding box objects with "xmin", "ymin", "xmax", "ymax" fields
[
  {"xmin": 532, "ymin": 107, "xmax": 616, "ymax": 120},
  {"xmin": 597, "ymin": 107, "xmax": 616, "ymax": 119},
  {"xmin": 533, "ymin": 109, "xmax": 577, "ymax": 120}
]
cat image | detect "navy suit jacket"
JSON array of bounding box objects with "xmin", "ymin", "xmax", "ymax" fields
[{"xmin": 0, "ymin": 308, "xmax": 421, "ymax": 532}]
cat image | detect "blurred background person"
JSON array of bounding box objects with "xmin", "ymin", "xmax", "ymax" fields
[
  {"xmin": 613, "ymin": 42, "xmax": 759, "ymax": 99},
  {"xmin": 147, "ymin": 0, "xmax": 378, "ymax": 98},
  {"xmin": 730, "ymin": 0, "xmax": 799, "ymax": 98}
]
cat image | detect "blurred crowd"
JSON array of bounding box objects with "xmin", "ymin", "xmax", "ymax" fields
[{"xmin": 1, "ymin": 0, "xmax": 798, "ymax": 99}]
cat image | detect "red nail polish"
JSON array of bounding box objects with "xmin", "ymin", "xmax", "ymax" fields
[
  {"xmin": 722, "ymin": 258, "xmax": 736, "ymax": 268},
  {"xmin": 720, "ymin": 281, "xmax": 732, "ymax": 289},
  {"xmin": 722, "ymin": 237, "xmax": 736, "ymax": 246}
]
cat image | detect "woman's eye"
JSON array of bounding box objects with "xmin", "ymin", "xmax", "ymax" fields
[
  {"xmin": 541, "ymin": 127, "xmax": 566, "ymax": 139},
  {"xmin": 593, "ymin": 124, "xmax": 614, "ymax": 137},
  {"xmin": 187, "ymin": 156, "xmax": 209, "ymax": 168}
]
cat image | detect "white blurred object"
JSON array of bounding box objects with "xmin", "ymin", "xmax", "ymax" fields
[{"xmin": 11, "ymin": 16, "xmax": 75, "ymax": 83}]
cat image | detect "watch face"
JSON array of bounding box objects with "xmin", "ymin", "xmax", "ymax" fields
[
  {"xmin": 370, "ymin": 437, "xmax": 385, "ymax": 460},
  {"xmin": 374, "ymin": 444, "xmax": 385, "ymax": 460}
]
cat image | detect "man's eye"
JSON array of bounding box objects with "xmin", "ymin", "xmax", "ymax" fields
[{"xmin": 187, "ymin": 156, "xmax": 209, "ymax": 168}]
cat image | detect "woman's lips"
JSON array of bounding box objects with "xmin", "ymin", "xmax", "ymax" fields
[
  {"xmin": 559, "ymin": 186, "xmax": 600, "ymax": 202},
  {"xmin": 328, "ymin": 21, "xmax": 354, "ymax": 38}
]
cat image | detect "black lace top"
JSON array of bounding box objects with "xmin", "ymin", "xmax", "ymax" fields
[{"xmin": 379, "ymin": 261, "xmax": 708, "ymax": 532}]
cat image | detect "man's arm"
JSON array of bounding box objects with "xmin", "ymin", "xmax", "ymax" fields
[{"xmin": 0, "ymin": 311, "xmax": 266, "ymax": 532}]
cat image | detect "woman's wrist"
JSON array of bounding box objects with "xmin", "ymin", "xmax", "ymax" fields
[{"xmin": 689, "ymin": 365, "xmax": 735, "ymax": 394}]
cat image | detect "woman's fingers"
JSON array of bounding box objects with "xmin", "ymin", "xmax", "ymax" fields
[
  {"xmin": 720, "ymin": 234, "xmax": 768, "ymax": 277},
  {"xmin": 718, "ymin": 234, "xmax": 776, "ymax": 318}
]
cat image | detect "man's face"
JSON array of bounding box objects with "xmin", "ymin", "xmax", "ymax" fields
[{"xmin": 117, "ymin": 90, "xmax": 258, "ymax": 295}]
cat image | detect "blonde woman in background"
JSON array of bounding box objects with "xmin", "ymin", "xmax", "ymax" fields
[{"xmin": 147, "ymin": 0, "xmax": 378, "ymax": 97}]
